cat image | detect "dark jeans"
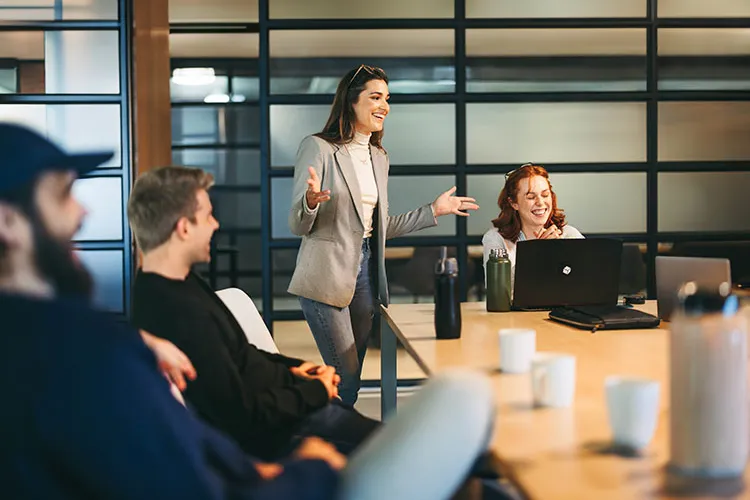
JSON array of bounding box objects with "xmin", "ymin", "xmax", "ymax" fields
[
  {"xmin": 290, "ymin": 400, "xmax": 381, "ymax": 456},
  {"xmin": 300, "ymin": 239, "xmax": 375, "ymax": 406}
]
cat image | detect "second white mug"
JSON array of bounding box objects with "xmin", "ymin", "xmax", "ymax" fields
[{"xmin": 532, "ymin": 353, "xmax": 576, "ymax": 408}]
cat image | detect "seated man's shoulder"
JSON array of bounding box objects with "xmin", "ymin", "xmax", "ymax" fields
[
  {"xmin": 132, "ymin": 272, "xmax": 211, "ymax": 317},
  {"xmin": 1, "ymin": 296, "xmax": 146, "ymax": 391},
  {"xmin": 4, "ymin": 295, "xmax": 130, "ymax": 346},
  {"xmin": 131, "ymin": 273, "xmax": 219, "ymax": 348},
  {"xmin": 134, "ymin": 284, "xmax": 207, "ymax": 315}
]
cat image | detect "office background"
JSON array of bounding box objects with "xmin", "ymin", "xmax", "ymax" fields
[{"xmin": 1, "ymin": 0, "xmax": 749, "ymax": 332}]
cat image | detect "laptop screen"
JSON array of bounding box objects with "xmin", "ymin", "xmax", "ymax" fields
[{"xmin": 512, "ymin": 238, "xmax": 623, "ymax": 309}]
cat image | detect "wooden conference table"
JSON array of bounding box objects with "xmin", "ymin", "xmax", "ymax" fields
[{"xmin": 378, "ymin": 301, "xmax": 750, "ymax": 499}]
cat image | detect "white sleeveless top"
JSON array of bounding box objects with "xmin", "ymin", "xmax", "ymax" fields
[{"xmin": 347, "ymin": 132, "xmax": 378, "ymax": 238}]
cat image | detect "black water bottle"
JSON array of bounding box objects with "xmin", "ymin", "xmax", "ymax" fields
[{"xmin": 434, "ymin": 247, "xmax": 462, "ymax": 339}]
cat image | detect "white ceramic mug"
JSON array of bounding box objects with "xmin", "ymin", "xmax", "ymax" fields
[
  {"xmin": 498, "ymin": 328, "xmax": 536, "ymax": 373},
  {"xmin": 605, "ymin": 376, "xmax": 660, "ymax": 450},
  {"xmin": 531, "ymin": 353, "xmax": 576, "ymax": 408}
]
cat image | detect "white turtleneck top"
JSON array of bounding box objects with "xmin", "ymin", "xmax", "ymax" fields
[{"xmin": 346, "ymin": 132, "xmax": 379, "ymax": 238}]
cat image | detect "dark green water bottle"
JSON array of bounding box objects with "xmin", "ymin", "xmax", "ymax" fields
[{"xmin": 486, "ymin": 247, "xmax": 512, "ymax": 312}]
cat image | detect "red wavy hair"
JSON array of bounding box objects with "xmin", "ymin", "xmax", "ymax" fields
[{"xmin": 491, "ymin": 164, "xmax": 567, "ymax": 243}]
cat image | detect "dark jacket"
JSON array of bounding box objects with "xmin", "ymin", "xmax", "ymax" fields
[
  {"xmin": 0, "ymin": 292, "xmax": 337, "ymax": 499},
  {"xmin": 131, "ymin": 270, "xmax": 330, "ymax": 459}
]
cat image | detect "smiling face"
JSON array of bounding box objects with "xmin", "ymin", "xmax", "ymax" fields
[
  {"xmin": 181, "ymin": 188, "xmax": 219, "ymax": 265},
  {"xmin": 352, "ymin": 79, "xmax": 390, "ymax": 134},
  {"xmin": 510, "ymin": 175, "xmax": 552, "ymax": 232}
]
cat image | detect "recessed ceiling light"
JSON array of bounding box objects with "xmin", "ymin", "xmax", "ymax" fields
[{"xmin": 172, "ymin": 67, "xmax": 216, "ymax": 86}]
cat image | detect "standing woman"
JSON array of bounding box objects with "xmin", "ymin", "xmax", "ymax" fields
[{"xmin": 288, "ymin": 65, "xmax": 478, "ymax": 405}]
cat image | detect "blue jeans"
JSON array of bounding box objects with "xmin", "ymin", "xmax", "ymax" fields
[{"xmin": 300, "ymin": 239, "xmax": 375, "ymax": 406}]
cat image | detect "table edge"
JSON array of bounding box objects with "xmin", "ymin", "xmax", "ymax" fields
[{"xmin": 380, "ymin": 304, "xmax": 434, "ymax": 377}]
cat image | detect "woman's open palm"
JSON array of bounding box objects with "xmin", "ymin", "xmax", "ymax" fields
[{"xmin": 432, "ymin": 186, "xmax": 479, "ymax": 217}]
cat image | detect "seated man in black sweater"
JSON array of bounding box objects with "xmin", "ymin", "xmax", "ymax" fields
[{"xmin": 129, "ymin": 166, "xmax": 380, "ymax": 461}]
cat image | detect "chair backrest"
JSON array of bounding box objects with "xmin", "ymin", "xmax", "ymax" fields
[
  {"xmin": 215, "ymin": 288, "xmax": 279, "ymax": 354},
  {"xmin": 619, "ymin": 243, "xmax": 647, "ymax": 295}
]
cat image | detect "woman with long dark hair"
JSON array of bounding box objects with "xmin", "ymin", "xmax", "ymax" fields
[
  {"xmin": 482, "ymin": 163, "xmax": 583, "ymax": 292},
  {"xmin": 288, "ymin": 65, "xmax": 478, "ymax": 405}
]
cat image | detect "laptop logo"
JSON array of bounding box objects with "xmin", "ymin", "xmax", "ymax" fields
[{"xmin": 562, "ymin": 266, "xmax": 572, "ymax": 275}]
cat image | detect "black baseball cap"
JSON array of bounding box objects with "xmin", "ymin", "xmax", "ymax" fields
[{"xmin": 0, "ymin": 123, "xmax": 114, "ymax": 197}]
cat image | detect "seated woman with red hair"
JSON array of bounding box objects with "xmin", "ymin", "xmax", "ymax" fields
[{"xmin": 482, "ymin": 163, "xmax": 583, "ymax": 292}]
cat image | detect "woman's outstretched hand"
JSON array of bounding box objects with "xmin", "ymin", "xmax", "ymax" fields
[
  {"xmin": 306, "ymin": 167, "xmax": 331, "ymax": 210},
  {"xmin": 431, "ymin": 186, "xmax": 479, "ymax": 217}
]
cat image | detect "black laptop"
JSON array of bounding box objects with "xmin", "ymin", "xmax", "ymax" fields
[
  {"xmin": 513, "ymin": 238, "xmax": 622, "ymax": 309},
  {"xmin": 512, "ymin": 238, "xmax": 660, "ymax": 331}
]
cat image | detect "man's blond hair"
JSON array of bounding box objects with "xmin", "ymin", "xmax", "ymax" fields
[{"xmin": 127, "ymin": 166, "xmax": 214, "ymax": 253}]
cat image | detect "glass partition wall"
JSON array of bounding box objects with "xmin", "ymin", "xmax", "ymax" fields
[{"xmin": 169, "ymin": 0, "xmax": 750, "ymax": 330}]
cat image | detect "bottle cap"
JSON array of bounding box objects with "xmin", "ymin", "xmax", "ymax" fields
[
  {"xmin": 443, "ymin": 257, "xmax": 458, "ymax": 276},
  {"xmin": 677, "ymin": 281, "xmax": 738, "ymax": 317},
  {"xmin": 435, "ymin": 246, "xmax": 448, "ymax": 274},
  {"xmin": 489, "ymin": 247, "xmax": 508, "ymax": 259}
]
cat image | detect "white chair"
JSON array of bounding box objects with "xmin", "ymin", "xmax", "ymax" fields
[
  {"xmin": 338, "ymin": 369, "xmax": 496, "ymax": 500},
  {"xmin": 215, "ymin": 287, "xmax": 279, "ymax": 354}
]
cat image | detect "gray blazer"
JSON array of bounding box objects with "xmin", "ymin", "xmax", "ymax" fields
[{"xmin": 288, "ymin": 135, "xmax": 437, "ymax": 308}]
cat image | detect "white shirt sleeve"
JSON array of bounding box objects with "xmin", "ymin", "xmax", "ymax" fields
[{"xmin": 302, "ymin": 197, "xmax": 320, "ymax": 215}]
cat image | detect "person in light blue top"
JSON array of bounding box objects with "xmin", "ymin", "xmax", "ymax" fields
[{"xmin": 482, "ymin": 163, "xmax": 583, "ymax": 293}]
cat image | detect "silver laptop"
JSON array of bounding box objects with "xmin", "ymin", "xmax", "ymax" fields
[{"xmin": 655, "ymin": 256, "xmax": 732, "ymax": 321}]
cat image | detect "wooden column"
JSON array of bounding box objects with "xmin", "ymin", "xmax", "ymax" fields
[{"xmin": 132, "ymin": 0, "xmax": 172, "ymax": 175}]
